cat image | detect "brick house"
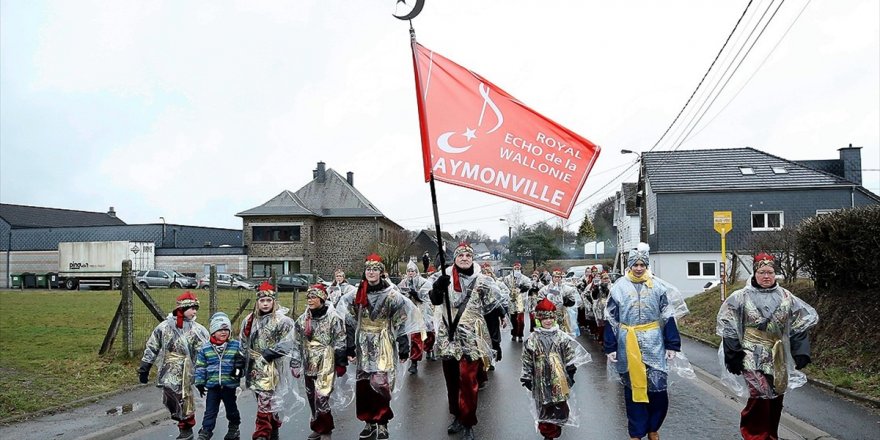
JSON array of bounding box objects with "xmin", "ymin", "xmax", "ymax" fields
[
  {"xmin": 236, "ymin": 162, "xmax": 403, "ymax": 279},
  {"xmin": 624, "ymin": 145, "xmax": 879, "ymax": 296}
]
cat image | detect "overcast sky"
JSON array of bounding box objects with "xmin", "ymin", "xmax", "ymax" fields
[{"xmin": 2, "ymin": 0, "xmax": 877, "ymax": 240}]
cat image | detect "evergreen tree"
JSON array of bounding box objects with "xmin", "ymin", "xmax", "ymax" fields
[{"xmin": 577, "ymin": 210, "xmax": 597, "ymax": 245}]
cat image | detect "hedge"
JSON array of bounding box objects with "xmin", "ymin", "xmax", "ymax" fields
[{"xmin": 797, "ymin": 205, "xmax": 880, "ymax": 290}]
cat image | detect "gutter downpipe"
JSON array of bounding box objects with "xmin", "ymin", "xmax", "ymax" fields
[{"xmin": 6, "ymin": 231, "xmax": 10, "ymax": 289}]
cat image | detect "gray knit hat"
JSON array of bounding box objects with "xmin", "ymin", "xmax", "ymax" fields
[{"xmin": 209, "ymin": 312, "xmax": 231, "ymax": 335}]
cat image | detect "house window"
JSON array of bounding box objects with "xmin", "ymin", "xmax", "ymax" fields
[
  {"xmin": 252, "ymin": 225, "xmax": 301, "ymax": 242},
  {"xmin": 816, "ymin": 209, "xmax": 839, "ymax": 216},
  {"xmin": 752, "ymin": 211, "xmax": 783, "ymax": 231},
  {"xmin": 649, "ymin": 216, "xmax": 655, "ymax": 235},
  {"xmin": 771, "ymin": 166, "xmax": 788, "ymax": 174},
  {"xmin": 687, "ymin": 261, "xmax": 717, "ymax": 278},
  {"xmin": 739, "ymin": 167, "xmax": 755, "ymax": 175},
  {"xmin": 252, "ymin": 262, "xmax": 285, "ymax": 278},
  {"xmin": 202, "ymin": 264, "xmax": 227, "ymax": 275}
]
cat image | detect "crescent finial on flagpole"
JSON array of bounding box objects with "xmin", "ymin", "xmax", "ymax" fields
[{"xmin": 393, "ymin": 0, "xmax": 425, "ymax": 21}]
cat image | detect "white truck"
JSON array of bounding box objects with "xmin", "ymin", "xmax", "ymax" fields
[{"xmin": 58, "ymin": 241, "xmax": 155, "ymax": 290}]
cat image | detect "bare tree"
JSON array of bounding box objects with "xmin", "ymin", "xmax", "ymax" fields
[
  {"xmin": 744, "ymin": 226, "xmax": 805, "ymax": 283},
  {"xmin": 370, "ymin": 229, "xmax": 416, "ymax": 277}
]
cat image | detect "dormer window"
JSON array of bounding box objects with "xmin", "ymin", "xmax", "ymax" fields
[
  {"xmin": 771, "ymin": 166, "xmax": 788, "ymax": 174},
  {"xmin": 739, "ymin": 167, "xmax": 755, "ymax": 175}
]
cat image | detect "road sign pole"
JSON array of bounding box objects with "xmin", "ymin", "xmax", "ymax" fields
[
  {"xmin": 713, "ymin": 211, "xmax": 733, "ymax": 301},
  {"xmin": 720, "ymin": 233, "xmax": 727, "ymax": 300}
]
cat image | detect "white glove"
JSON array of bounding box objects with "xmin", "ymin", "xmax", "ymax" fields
[
  {"xmin": 607, "ymin": 352, "xmax": 618, "ymax": 363},
  {"xmin": 666, "ymin": 349, "xmax": 677, "ymax": 361}
]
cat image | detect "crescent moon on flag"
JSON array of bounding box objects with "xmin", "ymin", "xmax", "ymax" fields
[
  {"xmin": 437, "ymin": 131, "xmax": 471, "ymax": 154},
  {"xmin": 393, "ymin": 0, "xmax": 425, "ymax": 20}
]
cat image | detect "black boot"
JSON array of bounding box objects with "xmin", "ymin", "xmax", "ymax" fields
[
  {"xmin": 359, "ymin": 422, "xmax": 377, "ymax": 439},
  {"xmin": 408, "ymin": 361, "xmax": 418, "ymax": 375},
  {"xmin": 223, "ymin": 424, "xmax": 239, "ymax": 440},
  {"xmin": 461, "ymin": 426, "xmax": 475, "ymax": 440},
  {"xmin": 447, "ymin": 418, "xmax": 464, "ymax": 434},
  {"xmin": 197, "ymin": 429, "xmax": 212, "ymax": 440},
  {"xmin": 376, "ymin": 424, "xmax": 389, "ymax": 440},
  {"xmin": 269, "ymin": 427, "xmax": 279, "ymax": 440},
  {"xmin": 177, "ymin": 427, "xmax": 194, "ymax": 440}
]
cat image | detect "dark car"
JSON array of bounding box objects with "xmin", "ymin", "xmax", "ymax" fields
[{"xmin": 276, "ymin": 274, "xmax": 309, "ymax": 292}]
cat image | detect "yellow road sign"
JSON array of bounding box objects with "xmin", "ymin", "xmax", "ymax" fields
[{"xmin": 714, "ymin": 211, "xmax": 732, "ymax": 235}]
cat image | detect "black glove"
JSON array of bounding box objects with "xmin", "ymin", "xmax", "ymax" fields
[
  {"xmin": 261, "ymin": 348, "xmax": 282, "ymax": 362},
  {"xmin": 196, "ymin": 384, "xmax": 206, "ymax": 397},
  {"xmin": 396, "ymin": 334, "xmax": 410, "ymax": 361},
  {"xmin": 725, "ymin": 350, "xmax": 745, "ymax": 375},
  {"xmin": 563, "ymin": 297, "xmax": 575, "ymax": 307},
  {"xmin": 723, "ymin": 337, "xmax": 745, "ymax": 375},
  {"xmin": 520, "ymin": 378, "xmax": 532, "ymax": 391},
  {"xmin": 794, "ymin": 354, "xmax": 811, "ymax": 370},
  {"xmin": 137, "ymin": 361, "xmax": 152, "ymax": 384},
  {"xmin": 518, "ymin": 284, "xmax": 530, "ymax": 293},
  {"xmin": 565, "ymin": 365, "xmax": 577, "ymax": 386}
]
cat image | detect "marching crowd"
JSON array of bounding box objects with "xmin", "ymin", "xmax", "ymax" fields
[{"xmin": 138, "ymin": 242, "xmax": 817, "ymax": 440}]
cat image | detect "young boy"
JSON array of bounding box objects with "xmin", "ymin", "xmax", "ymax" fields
[
  {"xmin": 289, "ymin": 284, "xmax": 348, "ymax": 440},
  {"xmin": 138, "ymin": 291, "xmax": 210, "ymax": 440},
  {"xmin": 194, "ymin": 312, "xmax": 244, "ymax": 440},
  {"xmin": 521, "ymin": 298, "xmax": 590, "ymax": 440}
]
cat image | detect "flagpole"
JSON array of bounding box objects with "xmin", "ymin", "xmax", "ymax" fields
[{"xmin": 405, "ymin": 19, "xmax": 455, "ymax": 341}]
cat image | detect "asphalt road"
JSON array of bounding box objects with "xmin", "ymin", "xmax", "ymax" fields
[{"xmin": 120, "ymin": 328, "xmax": 777, "ymax": 440}]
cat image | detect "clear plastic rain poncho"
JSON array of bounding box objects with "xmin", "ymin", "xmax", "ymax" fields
[
  {"xmin": 716, "ymin": 282, "xmax": 818, "ymax": 398},
  {"xmin": 521, "ymin": 324, "xmax": 591, "ymax": 429},
  {"xmin": 534, "ymin": 281, "xmax": 579, "ymax": 335},
  {"xmin": 337, "ymin": 281, "xmax": 423, "ymax": 398},
  {"xmin": 239, "ymin": 305, "xmax": 300, "ymax": 421},
  {"xmin": 605, "ymin": 275, "xmax": 694, "ymax": 389},
  {"xmin": 141, "ymin": 314, "xmax": 210, "ymax": 421},
  {"xmin": 288, "ymin": 301, "xmax": 355, "ymax": 418},
  {"xmin": 422, "ymin": 269, "xmax": 500, "ymax": 369},
  {"xmin": 398, "ymin": 273, "xmax": 435, "ymax": 333}
]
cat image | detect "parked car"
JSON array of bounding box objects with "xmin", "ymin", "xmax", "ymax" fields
[
  {"xmin": 276, "ymin": 274, "xmax": 309, "ymax": 292},
  {"xmin": 198, "ymin": 273, "xmax": 255, "ymax": 290},
  {"xmin": 136, "ymin": 269, "xmax": 198, "ymax": 289},
  {"xmin": 290, "ymin": 273, "xmax": 330, "ymax": 287},
  {"xmin": 565, "ymin": 264, "xmax": 604, "ymax": 281}
]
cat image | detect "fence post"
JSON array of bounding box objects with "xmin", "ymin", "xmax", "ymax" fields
[
  {"xmin": 209, "ymin": 264, "xmax": 218, "ymax": 317},
  {"xmin": 121, "ymin": 259, "xmax": 134, "ymax": 357}
]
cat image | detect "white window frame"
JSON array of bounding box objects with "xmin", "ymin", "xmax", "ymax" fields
[
  {"xmin": 739, "ymin": 166, "xmax": 755, "ymax": 175},
  {"xmin": 816, "ymin": 209, "xmax": 840, "ymax": 216},
  {"xmin": 686, "ymin": 261, "xmax": 717, "ymax": 279},
  {"xmin": 771, "ymin": 166, "xmax": 788, "ymax": 174},
  {"xmin": 751, "ymin": 211, "xmax": 784, "ymax": 231}
]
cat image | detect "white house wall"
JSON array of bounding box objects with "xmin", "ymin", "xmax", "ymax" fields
[{"xmin": 651, "ymin": 252, "xmax": 751, "ymax": 298}]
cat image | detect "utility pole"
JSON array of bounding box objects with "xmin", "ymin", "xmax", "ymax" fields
[{"xmin": 622, "ymin": 149, "xmax": 648, "ymax": 243}]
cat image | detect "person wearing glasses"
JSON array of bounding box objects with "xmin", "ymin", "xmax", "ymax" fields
[{"xmin": 717, "ymin": 253, "xmax": 818, "ymax": 440}]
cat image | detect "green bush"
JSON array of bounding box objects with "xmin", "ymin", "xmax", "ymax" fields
[{"xmin": 797, "ymin": 205, "xmax": 880, "ymax": 289}]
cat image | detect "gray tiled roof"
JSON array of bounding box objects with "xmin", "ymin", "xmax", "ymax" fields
[
  {"xmin": 643, "ymin": 147, "xmax": 853, "ymax": 192},
  {"xmin": 6, "ymin": 224, "xmax": 242, "ymax": 251},
  {"xmin": 0, "ymin": 203, "xmax": 126, "ymax": 228},
  {"xmin": 237, "ymin": 169, "xmax": 386, "ymax": 218}
]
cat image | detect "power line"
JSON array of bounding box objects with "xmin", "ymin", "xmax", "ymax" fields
[
  {"xmin": 671, "ymin": 0, "xmax": 788, "ymax": 152},
  {"xmin": 682, "ymin": 0, "xmax": 812, "ymax": 144},
  {"xmin": 645, "ymin": 0, "xmax": 756, "ymax": 154}
]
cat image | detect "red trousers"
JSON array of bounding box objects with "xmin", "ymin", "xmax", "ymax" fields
[
  {"xmin": 740, "ymin": 395, "xmax": 784, "ymax": 440},
  {"xmin": 177, "ymin": 416, "xmax": 195, "ymax": 430},
  {"xmin": 410, "ymin": 331, "xmax": 436, "ymax": 360},
  {"xmin": 356, "ymin": 376, "xmax": 394, "ymax": 424},
  {"xmin": 305, "ymin": 375, "xmax": 334, "ymax": 435},
  {"xmin": 253, "ymin": 411, "xmax": 281, "ymax": 439},
  {"xmin": 510, "ymin": 313, "xmax": 525, "ymax": 338},
  {"xmin": 442, "ymin": 358, "xmax": 482, "ymax": 428}
]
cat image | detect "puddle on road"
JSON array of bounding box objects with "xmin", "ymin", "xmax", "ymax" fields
[{"xmin": 106, "ymin": 402, "xmax": 140, "ymax": 415}]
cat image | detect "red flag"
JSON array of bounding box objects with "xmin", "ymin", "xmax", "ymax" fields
[{"xmin": 410, "ymin": 42, "xmax": 601, "ymax": 219}]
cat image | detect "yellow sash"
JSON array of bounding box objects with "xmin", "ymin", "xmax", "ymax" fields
[{"xmin": 622, "ymin": 321, "xmax": 660, "ymax": 403}]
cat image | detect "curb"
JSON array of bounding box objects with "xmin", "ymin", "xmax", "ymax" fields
[
  {"xmin": 0, "ymin": 384, "xmax": 148, "ymax": 426},
  {"xmin": 76, "ymin": 408, "xmax": 168, "ymax": 440},
  {"xmin": 680, "ymin": 331, "xmax": 880, "ymax": 409}
]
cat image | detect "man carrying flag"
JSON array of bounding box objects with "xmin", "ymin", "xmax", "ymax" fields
[{"xmin": 422, "ymin": 242, "xmax": 503, "ymax": 440}]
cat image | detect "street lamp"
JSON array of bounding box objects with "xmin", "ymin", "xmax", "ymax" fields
[{"xmin": 621, "ymin": 149, "xmax": 648, "ymax": 243}]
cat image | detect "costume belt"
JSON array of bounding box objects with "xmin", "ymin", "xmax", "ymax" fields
[
  {"xmin": 359, "ymin": 317, "xmax": 395, "ymax": 372},
  {"xmin": 164, "ymin": 352, "xmax": 195, "ymax": 416},
  {"xmin": 307, "ymin": 341, "xmax": 335, "ymax": 396},
  {"xmin": 248, "ymin": 349, "xmax": 279, "ymax": 392},
  {"xmin": 744, "ymin": 327, "xmax": 788, "ymax": 392},
  {"xmin": 622, "ymin": 321, "xmax": 660, "ymax": 403}
]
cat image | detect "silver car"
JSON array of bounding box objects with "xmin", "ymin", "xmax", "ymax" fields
[
  {"xmin": 198, "ymin": 273, "xmax": 255, "ymax": 290},
  {"xmin": 136, "ymin": 269, "xmax": 198, "ymax": 289}
]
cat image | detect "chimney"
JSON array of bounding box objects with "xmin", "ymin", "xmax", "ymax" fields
[
  {"xmin": 838, "ymin": 144, "xmax": 862, "ymax": 185},
  {"xmin": 346, "ymin": 171, "xmax": 354, "ymax": 186},
  {"xmin": 316, "ymin": 161, "xmax": 326, "ymax": 183},
  {"xmin": 107, "ymin": 206, "xmax": 116, "ymax": 217}
]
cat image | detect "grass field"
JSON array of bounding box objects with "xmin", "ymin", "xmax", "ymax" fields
[{"xmin": 0, "ymin": 288, "xmax": 306, "ymax": 420}]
